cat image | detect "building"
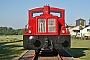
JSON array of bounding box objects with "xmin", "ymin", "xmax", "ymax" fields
[
  {"xmin": 69, "ymin": 18, "xmax": 87, "ymax": 37},
  {"xmin": 76, "ymin": 18, "xmax": 86, "ymax": 26},
  {"xmin": 80, "ymin": 26, "xmax": 90, "ymax": 37},
  {"xmin": 69, "ymin": 26, "xmax": 80, "ymax": 36}
]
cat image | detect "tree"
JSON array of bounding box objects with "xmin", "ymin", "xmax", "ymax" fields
[
  {"xmin": 0, "ymin": 27, "xmax": 24, "ymax": 35},
  {"xmin": 79, "ymin": 20, "xmax": 83, "ymax": 30},
  {"xmin": 79, "ymin": 20, "xmax": 83, "ymax": 40}
]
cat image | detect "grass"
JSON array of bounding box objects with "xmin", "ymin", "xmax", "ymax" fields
[
  {"xmin": 0, "ymin": 35, "xmax": 22, "ymax": 42},
  {"xmin": 0, "ymin": 35, "xmax": 24, "ymax": 60},
  {"xmin": 0, "ymin": 35, "xmax": 90, "ymax": 60},
  {"xmin": 68, "ymin": 38, "xmax": 90, "ymax": 60}
]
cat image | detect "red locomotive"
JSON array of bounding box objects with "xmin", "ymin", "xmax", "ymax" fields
[{"xmin": 23, "ymin": 5, "xmax": 71, "ymax": 51}]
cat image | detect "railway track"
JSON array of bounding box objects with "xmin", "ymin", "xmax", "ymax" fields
[{"xmin": 13, "ymin": 49, "xmax": 79, "ymax": 60}]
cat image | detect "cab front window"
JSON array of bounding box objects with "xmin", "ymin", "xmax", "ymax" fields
[
  {"xmin": 38, "ymin": 18, "xmax": 46, "ymax": 32},
  {"xmin": 48, "ymin": 18, "xmax": 56, "ymax": 32}
]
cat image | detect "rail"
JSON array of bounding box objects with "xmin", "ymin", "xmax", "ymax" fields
[{"xmin": 12, "ymin": 49, "xmax": 79, "ymax": 60}]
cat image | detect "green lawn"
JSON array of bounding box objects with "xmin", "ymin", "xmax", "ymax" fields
[
  {"xmin": 0, "ymin": 35, "xmax": 22, "ymax": 42},
  {"xmin": 0, "ymin": 35, "xmax": 24, "ymax": 60},
  {"xmin": 0, "ymin": 35, "xmax": 90, "ymax": 60},
  {"xmin": 68, "ymin": 38, "xmax": 90, "ymax": 60}
]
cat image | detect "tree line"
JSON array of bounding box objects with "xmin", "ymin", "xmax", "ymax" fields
[{"xmin": 0, "ymin": 27, "xmax": 24, "ymax": 35}]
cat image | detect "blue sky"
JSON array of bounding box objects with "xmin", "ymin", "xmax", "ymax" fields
[{"xmin": 0, "ymin": 0, "xmax": 90, "ymax": 29}]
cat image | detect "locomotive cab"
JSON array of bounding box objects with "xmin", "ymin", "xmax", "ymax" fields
[
  {"xmin": 36, "ymin": 14, "xmax": 58, "ymax": 35},
  {"xmin": 23, "ymin": 5, "xmax": 71, "ymax": 50}
]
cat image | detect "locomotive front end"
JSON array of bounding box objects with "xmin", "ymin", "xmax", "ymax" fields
[{"xmin": 23, "ymin": 5, "xmax": 71, "ymax": 50}]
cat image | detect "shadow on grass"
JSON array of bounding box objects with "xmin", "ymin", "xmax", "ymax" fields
[
  {"xmin": 68, "ymin": 48, "xmax": 89, "ymax": 58},
  {"xmin": 0, "ymin": 40, "xmax": 23, "ymax": 46},
  {"xmin": 0, "ymin": 40, "xmax": 24, "ymax": 60}
]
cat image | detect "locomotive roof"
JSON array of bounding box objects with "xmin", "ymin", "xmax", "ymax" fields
[{"xmin": 28, "ymin": 5, "xmax": 65, "ymax": 11}]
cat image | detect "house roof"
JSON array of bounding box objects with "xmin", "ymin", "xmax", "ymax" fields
[
  {"xmin": 69, "ymin": 26, "xmax": 85, "ymax": 31},
  {"xmin": 76, "ymin": 18, "xmax": 86, "ymax": 21},
  {"xmin": 85, "ymin": 25, "xmax": 90, "ymax": 27},
  {"xmin": 69, "ymin": 26, "xmax": 80, "ymax": 30},
  {"xmin": 83, "ymin": 26, "xmax": 90, "ymax": 30}
]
